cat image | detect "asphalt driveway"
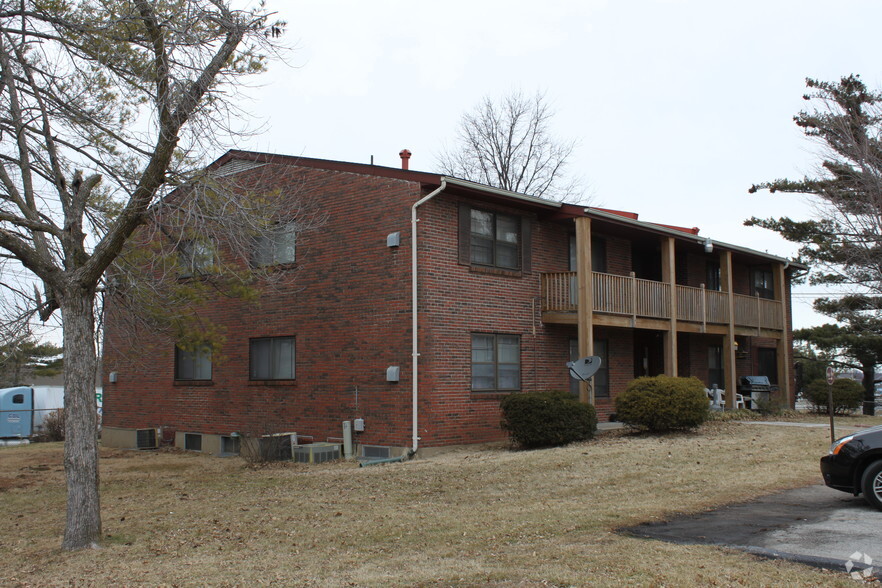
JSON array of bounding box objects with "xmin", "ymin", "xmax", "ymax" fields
[{"xmin": 624, "ymin": 484, "xmax": 881, "ymax": 581}]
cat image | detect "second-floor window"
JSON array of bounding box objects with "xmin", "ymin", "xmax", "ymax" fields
[
  {"xmin": 752, "ymin": 268, "xmax": 774, "ymax": 299},
  {"xmin": 568, "ymin": 235, "xmax": 607, "ymax": 273},
  {"xmin": 470, "ymin": 209, "xmax": 520, "ymax": 269},
  {"xmin": 253, "ymin": 223, "xmax": 296, "ymax": 267},
  {"xmin": 706, "ymin": 261, "xmax": 721, "ymax": 291},
  {"xmin": 179, "ymin": 240, "xmax": 214, "ymax": 277}
]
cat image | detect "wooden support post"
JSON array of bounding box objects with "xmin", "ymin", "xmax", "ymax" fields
[
  {"xmin": 700, "ymin": 283, "xmax": 707, "ymax": 334},
  {"xmin": 661, "ymin": 237, "xmax": 678, "ymax": 376},
  {"xmin": 721, "ymin": 251, "xmax": 737, "ymax": 409},
  {"xmin": 774, "ymin": 262, "xmax": 792, "ymax": 407},
  {"xmin": 575, "ymin": 217, "xmax": 594, "ymax": 404},
  {"xmin": 629, "ymin": 272, "xmax": 637, "ymax": 328}
]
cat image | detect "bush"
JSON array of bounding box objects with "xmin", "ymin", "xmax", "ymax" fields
[
  {"xmin": 804, "ymin": 378, "xmax": 863, "ymax": 415},
  {"xmin": 42, "ymin": 408, "xmax": 65, "ymax": 441},
  {"xmin": 240, "ymin": 433, "xmax": 293, "ymax": 464},
  {"xmin": 500, "ymin": 391, "xmax": 597, "ymax": 449},
  {"xmin": 706, "ymin": 408, "xmax": 761, "ymax": 422},
  {"xmin": 615, "ymin": 376, "xmax": 709, "ymax": 432}
]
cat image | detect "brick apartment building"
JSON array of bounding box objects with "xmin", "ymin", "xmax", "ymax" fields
[{"xmin": 101, "ymin": 150, "xmax": 805, "ymax": 457}]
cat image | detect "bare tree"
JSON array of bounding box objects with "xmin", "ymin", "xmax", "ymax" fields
[
  {"xmin": 0, "ymin": 1, "xmax": 291, "ymax": 550},
  {"xmin": 105, "ymin": 165, "xmax": 324, "ymax": 362},
  {"xmin": 437, "ymin": 90, "xmax": 583, "ymax": 201}
]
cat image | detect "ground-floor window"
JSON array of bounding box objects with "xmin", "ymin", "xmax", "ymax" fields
[
  {"xmin": 184, "ymin": 433, "xmax": 202, "ymax": 451},
  {"xmin": 471, "ymin": 333, "xmax": 520, "ymax": 392}
]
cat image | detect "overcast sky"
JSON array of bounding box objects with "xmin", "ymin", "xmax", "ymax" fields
[{"xmin": 228, "ymin": 0, "xmax": 882, "ymax": 329}]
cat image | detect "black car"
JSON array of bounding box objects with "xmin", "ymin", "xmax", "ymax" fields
[{"xmin": 820, "ymin": 424, "xmax": 882, "ymax": 510}]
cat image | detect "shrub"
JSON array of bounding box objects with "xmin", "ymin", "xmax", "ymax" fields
[
  {"xmin": 500, "ymin": 391, "xmax": 597, "ymax": 449},
  {"xmin": 706, "ymin": 408, "xmax": 761, "ymax": 422},
  {"xmin": 804, "ymin": 378, "xmax": 863, "ymax": 415},
  {"xmin": 752, "ymin": 396, "xmax": 786, "ymax": 416},
  {"xmin": 615, "ymin": 376, "xmax": 709, "ymax": 432},
  {"xmin": 42, "ymin": 408, "xmax": 65, "ymax": 441},
  {"xmin": 240, "ymin": 433, "xmax": 293, "ymax": 464}
]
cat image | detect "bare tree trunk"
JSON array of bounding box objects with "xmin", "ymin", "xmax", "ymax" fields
[{"xmin": 61, "ymin": 289, "xmax": 101, "ymax": 550}]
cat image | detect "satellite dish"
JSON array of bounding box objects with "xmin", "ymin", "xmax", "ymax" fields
[{"xmin": 567, "ymin": 356, "xmax": 602, "ymax": 381}]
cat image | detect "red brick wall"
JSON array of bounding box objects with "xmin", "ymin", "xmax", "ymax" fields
[
  {"xmin": 104, "ymin": 165, "xmax": 593, "ymax": 449},
  {"xmin": 414, "ymin": 196, "xmax": 575, "ymax": 445},
  {"xmin": 596, "ymin": 233, "xmax": 632, "ymax": 276},
  {"xmin": 104, "ymin": 163, "xmax": 423, "ymax": 447}
]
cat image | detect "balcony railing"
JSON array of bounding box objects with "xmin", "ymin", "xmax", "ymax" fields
[{"xmin": 541, "ymin": 271, "xmax": 784, "ymax": 331}]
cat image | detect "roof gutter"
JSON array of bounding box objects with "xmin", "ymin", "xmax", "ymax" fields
[
  {"xmin": 410, "ymin": 179, "xmax": 447, "ymax": 456},
  {"xmin": 442, "ymin": 177, "xmax": 563, "ymax": 209}
]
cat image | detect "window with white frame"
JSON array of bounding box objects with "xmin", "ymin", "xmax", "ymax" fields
[
  {"xmin": 175, "ymin": 345, "xmax": 212, "ymax": 381},
  {"xmin": 250, "ymin": 336, "xmax": 295, "ymax": 380},
  {"xmin": 253, "ymin": 223, "xmax": 297, "ymax": 267},
  {"xmin": 471, "ymin": 333, "xmax": 520, "ymax": 391}
]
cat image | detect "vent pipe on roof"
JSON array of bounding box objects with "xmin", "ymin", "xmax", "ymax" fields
[{"xmin": 399, "ymin": 149, "xmax": 412, "ymax": 170}]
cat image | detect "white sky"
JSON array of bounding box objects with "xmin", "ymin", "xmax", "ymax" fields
[{"xmin": 231, "ymin": 0, "xmax": 881, "ymax": 330}]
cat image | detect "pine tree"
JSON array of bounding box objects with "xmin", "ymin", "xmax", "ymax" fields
[{"xmin": 748, "ymin": 75, "xmax": 882, "ymax": 414}]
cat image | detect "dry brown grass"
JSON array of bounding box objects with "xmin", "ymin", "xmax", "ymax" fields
[{"xmin": 2, "ymin": 416, "xmax": 880, "ymax": 587}]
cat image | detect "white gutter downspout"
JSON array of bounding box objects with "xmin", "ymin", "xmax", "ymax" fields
[{"xmin": 410, "ymin": 179, "xmax": 447, "ymax": 456}]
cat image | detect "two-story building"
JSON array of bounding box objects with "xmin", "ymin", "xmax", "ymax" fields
[{"xmin": 101, "ymin": 150, "xmax": 805, "ymax": 457}]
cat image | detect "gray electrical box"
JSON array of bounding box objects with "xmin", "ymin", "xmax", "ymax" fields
[
  {"xmin": 386, "ymin": 232, "xmax": 400, "ymax": 247},
  {"xmin": 354, "ymin": 418, "xmax": 365, "ymax": 432},
  {"xmin": 386, "ymin": 366, "xmax": 400, "ymax": 382}
]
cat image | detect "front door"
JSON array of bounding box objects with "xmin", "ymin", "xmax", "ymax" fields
[{"xmin": 633, "ymin": 332, "xmax": 664, "ymax": 378}]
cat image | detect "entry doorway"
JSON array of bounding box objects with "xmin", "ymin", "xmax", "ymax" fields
[
  {"xmin": 757, "ymin": 347, "xmax": 778, "ymax": 386},
  {"xmin": 633, "ymin": 331, "xmax": 664, "ymax": 378}
]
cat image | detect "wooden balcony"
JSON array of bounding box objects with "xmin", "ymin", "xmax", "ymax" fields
[{"xmin": 541, "ymin": 271, "xmax": 785, "ymax": 335}]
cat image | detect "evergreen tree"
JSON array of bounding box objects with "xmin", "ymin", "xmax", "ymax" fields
[
  {"xmin": 748, "ymin": 75, "xmax": 882, "ymax": 414},
  {"xmin": 0, "ymin": 337, "xmax": 63, "ymax": 387},
  {"xmin": 794, "ymin": 323, "xmax": 882, "ymax": 413}
]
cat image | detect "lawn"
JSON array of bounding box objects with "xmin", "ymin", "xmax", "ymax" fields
[{"xmin": 2, "ymin": 416, "xmax": 880, "ymax": 587}]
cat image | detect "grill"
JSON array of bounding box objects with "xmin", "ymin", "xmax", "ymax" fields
[{"xmin": 738, "ymin": 376, "xmax": 772, "ymax": 409}]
